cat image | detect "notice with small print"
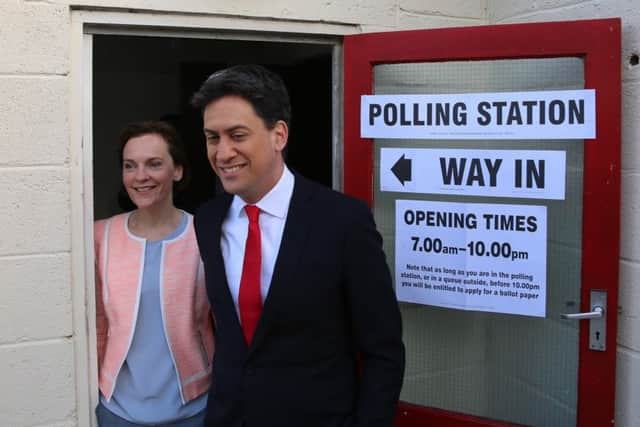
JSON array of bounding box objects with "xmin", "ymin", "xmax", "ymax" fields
[{"xmin": 395, "ymin": 199, "xmax": 547, "ymax": 317}]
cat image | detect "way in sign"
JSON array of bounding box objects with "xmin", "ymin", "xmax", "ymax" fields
[
  {"xmin": 381, "ymin": 148, "xmax": 566, "ymax": 200},
  {"xmin": 440, "ymin": 157, "xmax": 544, "ymax": 189}
]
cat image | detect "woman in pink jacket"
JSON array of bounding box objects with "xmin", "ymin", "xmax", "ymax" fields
[{"xmin": 94, "ymin": 121, "xmax": 214, "ymax": 426}]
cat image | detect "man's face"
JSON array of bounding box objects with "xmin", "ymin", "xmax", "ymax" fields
[{"xmin": 203, "ymin": 95, "xmax": 288, "ymax": 204}]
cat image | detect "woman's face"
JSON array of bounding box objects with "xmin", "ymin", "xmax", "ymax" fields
[{"xmin": 121, "ymin": 133, "xmax": 183, "ymax": 211}]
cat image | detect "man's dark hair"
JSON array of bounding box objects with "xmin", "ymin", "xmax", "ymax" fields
[
  {"xmin": 190, "ymin": 64, "xmax": 291, "ymax": 129},
  {"xmin": 118, "ymin": 120, "xmax": 191, "ymax": 193}
]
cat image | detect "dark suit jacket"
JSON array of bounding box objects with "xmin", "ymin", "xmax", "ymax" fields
[{"xmin": 195, "ymin": 173, "xmax": 405, "ymax": 427}]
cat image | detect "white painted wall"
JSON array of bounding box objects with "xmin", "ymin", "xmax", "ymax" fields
[
  {"xmin": 1, "ymin": 0, "xmax": 637, "ymax": 426},
  {"xmin": 0, "ymin": 1, "xmax": 76, "ymax": 426}
]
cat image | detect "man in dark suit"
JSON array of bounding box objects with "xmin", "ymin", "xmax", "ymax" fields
[{"xmin": 191, "ymin": 64, "xmax": 404, "ymax": 427}]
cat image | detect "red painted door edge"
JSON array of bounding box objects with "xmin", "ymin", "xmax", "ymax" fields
[{"xmin": 395, "ymin": 402, "xmax": 527, "ymax": 427}]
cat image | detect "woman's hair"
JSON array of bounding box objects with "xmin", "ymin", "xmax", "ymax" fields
[{"xmin": 117, "ymin": 120, "xmax": 191, "ymax": 210}]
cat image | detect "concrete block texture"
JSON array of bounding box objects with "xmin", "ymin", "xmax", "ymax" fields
[
  {"xmin": 621, "ymin": 82, "xmax": 640, "ymax": 173},
  {"xmin": 487, "ymin": 0, "xmax": 639, "ymax": 82},
  {"xmin": 0, "ymin": 339, "xmax": 76, "ymax": 426},
  {"xmin": 618, "ymin": 261, "xmax": 640, "ymax": 350},
  {"xmin": 400, "ymin": 0, "xmax": 486, "ymax": 19},
  {"xmin": 620, "ymin": 172, "xmax": 640, "ymax": 261},
  {"xmin": 0, "ymin": 168, "xmax": 70, "ymax": 256},
  {"xmin": 66, "ymin": 0, "xmax": 396, "ymax": 26},
  {"xmin": 487, "ymin": 0, "xmax": 595, "ymax": 23},
  {"xmin": 620, "ymin": 7, "xmax": 640, "ymax": 83},
  {"xmin": 0, "ymin": 1, "xmax": 69, "ymax": 74},
  {"xmin": 0, "ymin": 254, "xmax": 72, "ymax": 345},
  {"xmin": 0, "ymin": 77, "xmax": 69, "ymax": 166},
  {"xmin": 395, "ymin": 13, "xmax": 485, "ymax": 31},
  {"xmin": 31, "ymin": 422, "xmax": 77, "ymax": 427},
  {"xmin": 616, "ymin": 348, "xmax": 640, "ymax": 427}
]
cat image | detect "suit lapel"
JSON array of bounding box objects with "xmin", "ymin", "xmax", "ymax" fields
[
  {"xmin": 208, "ymin": 193, "xmax": 250, "ymax": 351},
  {"xmin": 248, "ymin": 174, "xmax": 315, "ymax": 355}
]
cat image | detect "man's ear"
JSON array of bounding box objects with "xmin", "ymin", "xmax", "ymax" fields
[{"xmin": 272, "ymin": 120, "xmax": 289, "ymax": 153}]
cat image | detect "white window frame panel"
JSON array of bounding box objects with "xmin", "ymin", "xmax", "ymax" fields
[{"xmin": 70, "ymin": 9, "xmax": 357, "ymax": 426}]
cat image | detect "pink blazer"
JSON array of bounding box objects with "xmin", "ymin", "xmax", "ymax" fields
[{"xmin": 94, "ymin": 212, "xmax": 214, "ymax": 403}]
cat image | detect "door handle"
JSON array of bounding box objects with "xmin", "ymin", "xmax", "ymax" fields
[
  {"xmin": 560, "ymin": 306, "xmax": 603, "ymax": 320},
  {"xmin": 559, "ymin": 290, "xmax": 606, "ymax": 351}
]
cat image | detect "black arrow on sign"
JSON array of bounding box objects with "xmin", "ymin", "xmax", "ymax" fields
[{"xmin": 391, "ymin": 154, "xmax": 412, "ymax": 185}]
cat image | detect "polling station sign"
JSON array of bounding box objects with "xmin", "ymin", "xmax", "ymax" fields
[
  {"xmin": 395, "ymin": 199, "xmax": 547, "ymax": 317},
  {"xmin": 361, "ymin": 89, "xmax": 595, "ymax": 140},
  {"xmin": 381, "ymin": 148, "xmax": 566, "ymax": 200}
]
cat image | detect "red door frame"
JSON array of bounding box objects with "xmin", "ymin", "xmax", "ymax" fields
[{"xmin": 344, "ymin": 18, "xmax": 621, "ymax": 426}]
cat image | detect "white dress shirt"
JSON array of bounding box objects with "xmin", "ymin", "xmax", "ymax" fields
[{"xmin": 220, "ymin": 166, "xmax": 294, "ymax": 320}]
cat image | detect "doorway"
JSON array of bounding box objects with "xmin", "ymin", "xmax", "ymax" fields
[{"xmin": 92, "ymin": 34, "xmax": 334, "ymax": 219}]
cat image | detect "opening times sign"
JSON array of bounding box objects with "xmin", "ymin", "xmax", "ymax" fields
[{"xmin": 395, "ymin": 200, "xmax": 547, "ymax": 317}]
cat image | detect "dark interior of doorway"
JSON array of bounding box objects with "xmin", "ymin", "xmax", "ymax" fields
[{"xmin": 93, "ymin": 35, "xmax": 333, "ymax": 219}]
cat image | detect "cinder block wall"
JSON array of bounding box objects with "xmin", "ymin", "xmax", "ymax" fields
[
  {"xmin": 4, "ymin": 1, "xmax": 637, "ymax": 426},
  {"xmin": 486, "ymin": 2, "xmax": 640, "ymax": 426},
  {"xmin": 0, "ymin": 1, "xmax": 76, "ymax": 426}
]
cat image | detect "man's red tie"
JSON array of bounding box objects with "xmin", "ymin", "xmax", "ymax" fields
[{"xmin": 239, "ymin": 205, "xmax": 262, "ymax": 344}]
